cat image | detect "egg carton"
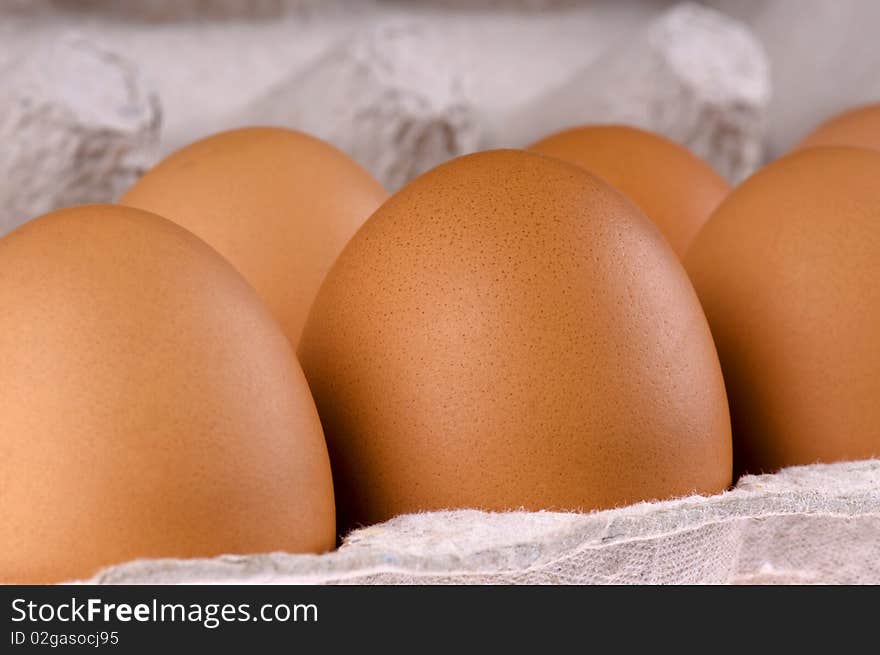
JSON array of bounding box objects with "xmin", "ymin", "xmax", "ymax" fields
[
  {"xmin": 2, "ymin": 2, "xmax": 769, "ymax": 232},
  {"xmin": 79, "ymin": 459, "xmax": 880, "ymax": 585}
]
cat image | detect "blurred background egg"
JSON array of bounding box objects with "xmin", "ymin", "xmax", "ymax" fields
[
  {"xmin": 796, "ymin": 103, "xmax": 880, "ymax": 153},
  {"xmin": 299, "ymin": 149, "xmax": 732, "ymax": 533},
  {"xmin": 121, "ymin": 127, "xmax": 388, "ymax": 346},
  {"xmin": 0, "ymin": 205, "xmax": 335, "ymax": 583},
  {"xmin": 685, "ymin": 146, "xmax": 880, "ymax": 474},
  {"xmin": 528, "ymin": 125, "xmax": 730, "ymax": 258}
]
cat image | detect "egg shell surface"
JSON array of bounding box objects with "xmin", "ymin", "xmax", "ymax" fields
[
  {"xmin": 796, "ymin": 103, "xmax": 880, "ymax": 153},
  {"xmin": 121, "ymin": 127, "xmax": 388, "ymax": 346},
  {"xmin": 0, "ymin": 205, "xmax": 336, "ymax": 583},
  {"xmin": 685, "ymin": 146, "xmax": 880, "ymax": 474},
  {"xmin": 300, "ymin": 149, "xmax": 732, "ymax": 531},
  {"xmin": 528, "ymin": 125, "xmax": 730, "ymax": 258}
]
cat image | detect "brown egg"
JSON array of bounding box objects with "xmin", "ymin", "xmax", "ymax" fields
[
  {"xmin": 685, "ymin": 146, "xmax": 880, "ymax": 474},
  {"xmin": 528, "ymin": 125, "xmax": 730, "ymax": 258},
  {"xmin": 299, "ymin": 149, "xmax": 732, "ymax": 532},
  {"xmin": 121, "ymin": 127, "xmax": 388, "ymax": 346},
  {"xmin": 0, "ymin": 205, "xmax": 335, "ymax": 583},
  {"xmin": 796, "ymin": 103, "xmax": 880, "ymax": 153}
]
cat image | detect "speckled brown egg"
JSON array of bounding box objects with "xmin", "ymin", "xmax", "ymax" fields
[
  {"xmin": 796, "ymin": 103, "xmax": 880, "ymax": 153},
  {"xmin": 121, "ymin": 127, "xmax": 388, "ymax": 346},
  {"xmin": 0, "ymin": 205, "xmax": 335, "ymax": 584},
  {"xmin": 528, "ymin": 125, "xmax": 730, "ymax": 258},
  {"xmin": 299, "ymin": 149, "xmax": 732, "ymax": 532},
  {"xmin": 685, "ymin": 146, "xmax": 880, "ymax": 475}
]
